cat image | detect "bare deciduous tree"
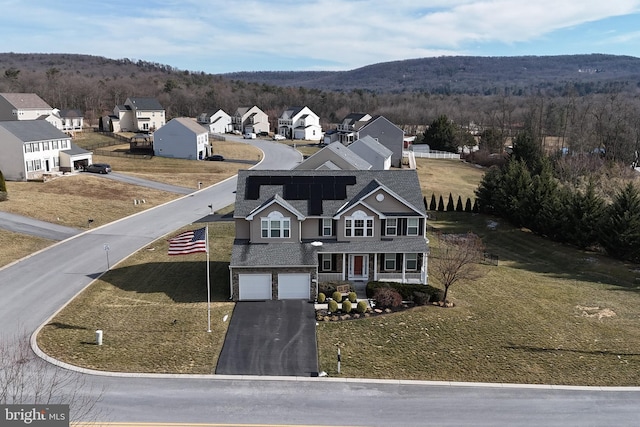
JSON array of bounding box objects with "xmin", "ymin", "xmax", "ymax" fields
[
  {"xmin": 429, "ymin": 232, "xmax": 486, "ymax": 303},
  {"xmin": 0, "ymin": 332, "xmax": 105, "ymax": 423}
]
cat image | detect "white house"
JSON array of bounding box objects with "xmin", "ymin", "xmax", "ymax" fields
[
  {"xmin": 197, "ymin": 109, "xmax": 232, "ymax": 134},
  {"xmin": 0, "ymin": 120, "xmax": 92, "ymax": 181},
  {"xmin": 153, "ymin": 117, "xmax": 210, "ymax": 160},
  {"xmin": 348, "ymin": 135, "xmax": 393, "ymax": 170},
  {"xmin": 108, "ymin": 97, "xmax": 165, "ymax": 132},
  {"xmin": 277, "ymin": 106, "xmax": 322, "ymax": 140},
  {"xmin": 232, "ymin": 106, "xmax": 269, "ymax": 135}
]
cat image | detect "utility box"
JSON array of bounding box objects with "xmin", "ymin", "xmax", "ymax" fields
[{"xmin": 96, "ymin": 329, "xmax": 103, "ymax": 346}]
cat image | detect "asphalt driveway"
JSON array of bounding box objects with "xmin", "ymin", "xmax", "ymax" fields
[{"xmin": 216, "ymin": 300, "xmax": 318, "ymax": 377}]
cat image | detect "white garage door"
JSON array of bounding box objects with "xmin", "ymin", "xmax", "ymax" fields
[
  {"xmin": 238, "ymin": 274, "xmax": 272, "ymax": 300},
  {"xmin": 277, "ymin": 273, "xmax": 310, "ymax": 299}
]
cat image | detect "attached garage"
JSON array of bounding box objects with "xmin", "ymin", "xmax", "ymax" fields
[
  {"xmin": 238, "ymin": 274, "xmax": 272, "ymax": 300},
  {"xmin": 277, "ymin": 273, "xmax": 311, "ymax": 300}
]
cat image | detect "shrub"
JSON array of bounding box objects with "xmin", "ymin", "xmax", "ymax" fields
[
  {"xmin": 356, "ymin": 300, "xmax": 368, "ymax": 314},
  {"xmin": 413, "ymin": 291, "xmax": 430, "ymax": 306},
  {"xmin": 317, "ymin": 292, "xmax": 326, "ymax": 303},
  {"xmin": 373, "ymin": 287, "xmax": 402, "ymax": 308},
  {"xmin": 341, "ymin": 300, "xmax": 352, "ymax": 313},
  {"xmin": 328, "ymin": 300, "xmax": 338, "ymax": 313},
  {"xmin": 367, "ymin": 281, "xmax": 442, "ymax": 301},
  {"xmin": 347, "ymin": 292, "xmax": 357, "ymax": 303},
  {"xmin": 331, "ymin": 291, "xmax": 343, "ymax": 303}
]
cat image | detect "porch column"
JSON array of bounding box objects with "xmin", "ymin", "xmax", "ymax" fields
[
  {"xmin": 342, "ymin": 253, "xmax": 346, "ymax": 280},
  {"xmin": 423, "ymin": 251, "xmax": 428, "ymax": 284},
  {"xmin": 402, "ymin": 253, "xmax": 406, "ymax": 282},
  {"xmin": 373, "ymin": 253, "xmax": 378, "ymax": 281}
]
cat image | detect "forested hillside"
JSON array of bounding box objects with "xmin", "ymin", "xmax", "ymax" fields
[
  {"xmin": 224, "ymin": 54, "xmax": 640, "ymax": 95},
  {"xmin": 1, "ymin": 52, "xmax": 639, "ymax": 153}
]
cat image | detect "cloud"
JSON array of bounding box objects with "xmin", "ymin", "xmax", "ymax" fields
[{"xmin": 0, "ymin": 0, "xmax": 639, "ymax": 72}]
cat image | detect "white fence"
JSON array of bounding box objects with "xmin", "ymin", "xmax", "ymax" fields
[{"xmin": 409, "ymin": 150, "xmax": 461, "ymax": 159}]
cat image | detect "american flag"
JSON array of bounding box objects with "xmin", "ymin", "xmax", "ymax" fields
[{"xmin": 167, "ymin": 227, "xmax": 207, "ymax": 255}]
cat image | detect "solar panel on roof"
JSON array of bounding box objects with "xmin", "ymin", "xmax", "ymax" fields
[{"xmin": 245, "ymin": 174, "xmax": 357, "ymax": 214}]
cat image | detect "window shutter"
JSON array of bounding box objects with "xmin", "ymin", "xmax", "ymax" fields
[
  {"xmin": 318, "ymin": 219, "xmax": 323, "ymax": 236},
  {"xmin": 399, "ymin": 218, "xmax": 407, "ymax": 236},
  {"xmin": 381, "ymin": 219, "xmax": 386, "ymax": 236}
]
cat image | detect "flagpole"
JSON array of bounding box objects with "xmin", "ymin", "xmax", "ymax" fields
[{"xmin": 206, "ymin": 223, "xmax": 211, "ymax": 333}]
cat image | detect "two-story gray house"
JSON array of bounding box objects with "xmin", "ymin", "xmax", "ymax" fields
[{"xmin": 229, "ymin": 169, "xmax": 429, "ymax": 301}]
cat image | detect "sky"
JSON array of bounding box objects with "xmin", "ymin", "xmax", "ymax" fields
[{"xmin": 1, "ymin": 0, "xmax": 640, "ymax": 74}]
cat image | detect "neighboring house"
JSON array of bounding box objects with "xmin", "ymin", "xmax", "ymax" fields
[
  {"xmin": 0, "ymin": 93, "xmax": 54, "ymax": 121},
  {"xmin": 0, "ymin": 93, "xmax": 85, "ymax": 134},
  {"xmin": 153, "ymin": 117, "xmax": 210, "ymax": 160},
  {"xmin": 197, "ymin": 109, "xmax": 232, "ymax": 134},
  {"xmin": 324, "ymin": 113, "xmax": 404, "ymax": 168},
  {"xmin": 57, "ymin": 109, "xmax": 84, "ymax": 133},
  {"xmin": 108, "ymin": 97, "xmax": 165, "ymax": 132},
  {"xmin": 294, "ymin": 141, "xmax": 372, "ymax": 171},
  {"xmin": 348, "ymin": 135, "xmax": 393, "ymax": 170},
  {"xmin": 277, "ymin": 106, "xmax": 322, "ymax": 140},
  {"xmin": 231, "ymin": 106, "xmax": 269, "ymax": 135},
  {"xmin": 329, "ymin": 112, "xmax": 372, "ymax": 145},
  {"xmin": 358, "ymin": 116, "xmax": 405, "ymax": 168},
  {"xmin": 0, "ymin": 120, "xmax": 92, "ymax": 181},
  {"xmin": 229, "ymin": 169, "xmax": 429, "ymax": 301}
]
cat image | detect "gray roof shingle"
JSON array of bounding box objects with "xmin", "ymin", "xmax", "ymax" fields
[
  {"xmin": 234, "ymin": 169, "xmax": 426, "ymax": 218},
  {"xmin": 0, "ymin": 120, "xmax": 69, "ymax": 142}
]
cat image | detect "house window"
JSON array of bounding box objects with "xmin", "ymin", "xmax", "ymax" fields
[
  {"xmin": 345, "ymin": 210, "xmax": 373, "ymax": 237},
  {"xmin": 384, "ymin": 253, "xmax": 396, "ymax": 270},
  {"xmin": 407, "ymin": 218, "xmax": 419, "ymax": 236},
  {"xmin": 406, "ymin": 253, "xmax": 418, "ymax": 270},
  {"xmin": 322, "ymin": 254, "xmax": 332, "ymax": 271},
  {"xmin": 53, "ymin": 157, "xmax": 59, "ymax": 167},
  {"xmin": 261, "ymin": 211, "xmax": 290, "ymax": 238},
  {"xmin": 52, "ymin": 140, "xmax": 59, "ymax": 150},
  {"xmin": 322, "ymin": 219, "xmax": 333, "ymax": 236},
  {"xmin": 42, "ymin": 141, "xmax": 50, "ymax": 151},
  {"xmin": 386, "ymin": 218, "xmax": 397, "ymax": 236}
]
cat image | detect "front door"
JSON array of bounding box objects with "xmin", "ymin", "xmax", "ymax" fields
[{"xmin": 349, "ymin": 254, "xmax": 368, "ymax": 280}]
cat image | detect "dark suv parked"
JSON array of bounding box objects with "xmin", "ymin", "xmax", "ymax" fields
[{"xmin": 85, "ymin": 163, "xmax": 112, "ymax": 174}]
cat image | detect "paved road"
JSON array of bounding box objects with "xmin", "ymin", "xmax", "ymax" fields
[
  {"xmin": 216, "ymin": 300, "xmax": 318, "ymax": 376},
  {"xmin": 2, "ymin": 138, "xmax": 640, "ymax": 426},
  {"xmin": 0, "ymin": 210, "xmax": 81, "ymax": 240}
]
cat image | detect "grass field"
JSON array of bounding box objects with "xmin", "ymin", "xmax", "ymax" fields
[{"xmin": 35, "ymin": 158, "xmax": 640, "ymax": 385}]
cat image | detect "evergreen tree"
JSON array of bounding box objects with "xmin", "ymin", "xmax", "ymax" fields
[
  {"xmin": 456, "ymin": 195, "xmax": 464, "ymax": 212},
  {"xmin": 423, "ymin": 115, "xmax": 458, "ymax": 153},
  {"xmin": 475, "ymin": 166, "xmax": 504, "ymax": 215},
  {"xmin": 423, "ymin": 196, "xmax": 428, "ymax": 210},
  {"xmin": 465, "ymin": 197, "xmax": 472, "ymax": 212},
  {"xmin": 438, "ymin": 195, "xmax": 445, "ymax": 212},
  {"xmin": 430, "ymin": 194, "xmax": 437, "ymax": 211},
  {"xmin": 500, "ymin": 160, "xmax": 532, "ymax": 226},
  {"xmin": 600, "ymin": 183, "xmax": 640, "ymax": 262},
  {"xmin": 447, "ymin": 193, "xmax": 455, "ymax": 211},
  {"xmin": 565, "ymin": 181, "xmax": 605, "ymax": 249},
  {"xmin": 511, "ymin": 129, "xmax": 544, "ymax": 174},
  {"xmin": 472, "ymin": 199, "xmax": 479, "ymax": 213}
]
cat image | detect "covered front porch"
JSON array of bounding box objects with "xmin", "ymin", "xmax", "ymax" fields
[{"xmin": 317, "ymin": 251, "xmax": 427, "ymax": 285}]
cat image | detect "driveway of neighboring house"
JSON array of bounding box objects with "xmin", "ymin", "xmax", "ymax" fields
[
  {"xmin": 0, "ymin": 211, "xmax": 81, "ymax": 241},
  {"xmin": 216, "ymin": 300, "xmax": 318, "ymax": 377},
  {"xmin": 99, "ymin": 172, "xmax": 195, "ymax": 194}
]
